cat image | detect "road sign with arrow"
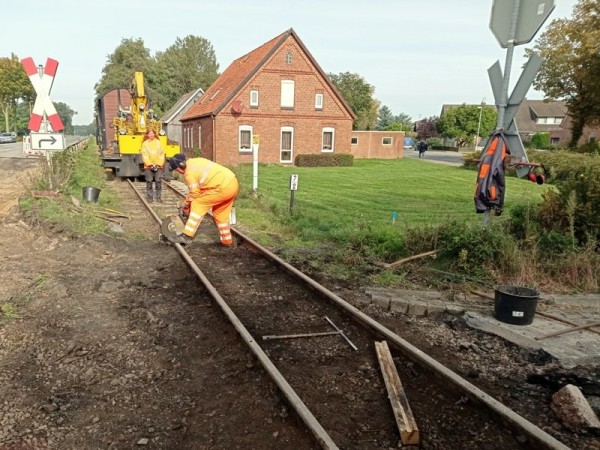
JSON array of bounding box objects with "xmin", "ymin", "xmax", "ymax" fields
[{"xmin": 31, "ymin": 132, "xmax": 65, "ymax": 151}]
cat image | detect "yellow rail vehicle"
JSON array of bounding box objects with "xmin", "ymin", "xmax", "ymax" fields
[{"xmin": 98, "ymin": 72, "xmax": 180, "ymax": 178}]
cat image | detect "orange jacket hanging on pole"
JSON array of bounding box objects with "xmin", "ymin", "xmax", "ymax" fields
[
  {"xmin": 474, "ymin": 130, "xmax": 510, "ymax": 215},
  {"xmin": 182, "ymin": 157, "xmax": 239, "ymax": 245}
]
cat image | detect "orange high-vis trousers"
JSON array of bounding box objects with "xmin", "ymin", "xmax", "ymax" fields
[{"xmin": 183, "ymin": 178, "xmax": 239, "ymax": 245}]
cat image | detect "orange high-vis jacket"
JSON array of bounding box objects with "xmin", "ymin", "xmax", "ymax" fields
[
  {"xmin": 184, "ymin": 158, "xmax": 236, "ymax": 200},
  {"xmin": 141, "ymin": 138, "xmax": 165, "ymax": 168}
]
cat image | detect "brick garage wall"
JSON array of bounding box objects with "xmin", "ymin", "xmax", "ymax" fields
[
  {"xmin": 350, "ymin": 131, "xmax": 405, "ymax": 159},
  {"xmin": 214, "ymin": 34, "xmax": 353, "ymax": 166}
]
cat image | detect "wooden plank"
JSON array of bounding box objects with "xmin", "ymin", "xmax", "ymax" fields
[
  {"xmin": 537, "ymin": 311, "xmax": 600, "ymax": 336},
  {"xmin": 262, "ymin": 331, "xmax": 341, "ymax": 340},
  {"xmin": 374, "ymin": 250, "xmax": 437, "ymax": 269},
  {"xmin": 375, "ymin": 340, "xmax": 420, "ymax": 446},
  {"xmin": 535, "ymin": 321, "xmax": 600, "ymax": 340}
]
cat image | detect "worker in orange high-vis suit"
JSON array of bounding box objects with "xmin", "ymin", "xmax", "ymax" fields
[
  {"xmin": 166, "ymin": 154, "xmax": 239, "ymax": 246},
  {"xmin": 140, "ymin": 129, "xmax": 166, "ymax": 203}
]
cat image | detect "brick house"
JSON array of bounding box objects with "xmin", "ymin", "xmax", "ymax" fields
[
  {"xmin": 514, "ymin": 99, "xmax": 598, "ymax": 146},
  {"xmin": 180, "ymin": 28, "xmax": 355, "ymax": 166}
]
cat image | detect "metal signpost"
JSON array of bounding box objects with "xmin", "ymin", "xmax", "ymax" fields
[
  {"xmin": 289, "ymin": 174, "xmax": 299, "ymax": 211},
  {"xmin": 21, "ymin": 57, "xmax": 66, "ymax": 157},
  {"xmin": 252, "ymin": 135, "xmax": 260, "ymax": 192},
  {"xmin": 488, "ymin": 0, "xmax": 555, "ymax": 178}
]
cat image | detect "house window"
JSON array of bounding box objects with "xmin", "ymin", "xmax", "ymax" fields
[
  {"xmin": 315, "ymin": 93, "xmax": 323, "ymax": 110},
  {"xmin": 280, "ymin": 126, "xmax": 294, "ymax": 163},
  {"xmin": 285, "ymin": 51, "xmax": 293, "ymax": 64},
  {"xmin": 351, "ymin": 136, "xmax": 358, "ymax": 145},
  {"xmin": 382, "ymin": 137, "xmax": 392, "ymax": 145},
  {"xmin": 239, "ymin": 125, "xmax": 253, "ymax": 153},
  {"xmin": 197, "ymin": 126, "xmax": 202, "ymax": 150},
  {"xmin": 250, "ymin": 90, "xmax": 259, "ymax": 108},
  {"xmin": 550, "ymin": 137, "xmax": 560, "ymax": 145},
  {"xmin": 281, "ymin": 80, "xmax": 295, "ymax": 108},
  {"xmin": 322, "ymin": 127, "xmax": 335, "ymax": 153}
]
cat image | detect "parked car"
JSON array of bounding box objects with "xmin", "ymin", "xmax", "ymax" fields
[{"xmin": 0, "ymin": 132, "xmax": 16, "ymax": 144}]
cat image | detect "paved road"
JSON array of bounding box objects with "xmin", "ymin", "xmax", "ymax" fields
[
  {"xmin": 404, "ymin": 148, "xmax": 465, "ymax": 166},
  {"xmin": 0, "ymin": 136, "xmax": 86, "ymax": 159}
]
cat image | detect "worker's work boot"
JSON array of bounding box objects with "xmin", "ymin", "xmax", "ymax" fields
[{"xmin": 169, "ymin": 234, "xmax": 193, "ymax": 245}]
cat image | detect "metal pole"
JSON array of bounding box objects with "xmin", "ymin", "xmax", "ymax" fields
[
  {"xmin": 476, "ymin": 105, "xmax": 483, "ymax": 148},
  {"xmin": 252, "ymin": 143, "xmax": 258, "ymax": 192},
  {"xmin": 496, "ymin": 0, "xmax": 520, "ymax": 130}
]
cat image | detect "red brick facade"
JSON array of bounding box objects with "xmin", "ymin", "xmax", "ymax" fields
[{"xmin": 181, "ymin": 29, "xmax": 355, "ymax": 166}]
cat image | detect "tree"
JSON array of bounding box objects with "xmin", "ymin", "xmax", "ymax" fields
[
  {"xmin": 416, "ymin": 117, "xmax": 439, "ymax": 140},
  {"xmin": 54, "ymin": 102, "xmax": 77, "ymax": 135},
  {"xmin": 328, "ymin": 72, "xmax": 378, "ymax": 130},
  {"xmin": 377, "ymin": 106, "xmax": 413, "ymax": 131},
  {"xmin": 528, "ymin": 0, "xmax": 600, "ymax": 147},
  {"xmin": 0, "ymin": 54, "xmax": 35, "ymax": 133},
  {"xmin": 436, "ymin": 104, "xmax": 496, "ymax": 147},
  {"xmin": 95, "ymin": 38, "xmax": 155, "ymax": 104},
  {"xmin": 154, "ymin": 35, "xmax": 220, "ymax": 110},
  {"xmin": 376, "ymin": 105, "xmax": 394, "ymax": 130}
]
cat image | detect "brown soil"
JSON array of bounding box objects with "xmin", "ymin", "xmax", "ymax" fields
[{"xmin": 0, "ymin": 158, "xmax": 598, "ymax": 450}]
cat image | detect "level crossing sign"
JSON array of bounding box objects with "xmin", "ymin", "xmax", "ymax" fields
[{"xmin": 21, "ymin": 57, "xmax": 64, "ymax": 132}]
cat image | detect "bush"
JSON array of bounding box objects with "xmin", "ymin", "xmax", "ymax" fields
[
  {"xmin": 526, "ymin": 150, "xmax": 600, "ymax": 244},
  {"xmin": 431, "ymin": 145, "xmax": 459, "ymax": 151},
  {"xmin": 436, "ymin": 220, "xmax": 517, "ymax": 275},
  {"xmin": 295, "ymin": 153, "xmax": 354, "ymax": 167},
  {"xmin": 530, "ymin": 132, "xmax": 550, "ymax": 149},
  {"xmin": 462, "ymin": 150, "xmax": 482, "ymax": 169}
]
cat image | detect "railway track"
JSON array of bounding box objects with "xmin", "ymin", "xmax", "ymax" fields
[{"xmin": 127, "ymin": 179, "xmax": 572, "ymax": 450}]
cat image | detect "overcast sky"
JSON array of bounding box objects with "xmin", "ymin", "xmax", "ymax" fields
[{"xmin": 2, "ymin": 0, "xmax": 577, "ymax": 126}]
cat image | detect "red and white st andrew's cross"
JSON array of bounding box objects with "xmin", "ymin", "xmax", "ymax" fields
[{"xmin": 21, "ymin": 57, "xmax": 64, "ymax": 132}]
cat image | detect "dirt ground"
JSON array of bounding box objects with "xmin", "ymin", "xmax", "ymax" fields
[{"xmin": 0, "ymin": 158, "xmax": 599, "ymax": 450}]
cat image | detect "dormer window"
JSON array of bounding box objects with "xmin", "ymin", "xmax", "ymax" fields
[{"xmin": 285, "ymin": 51, "xmax": 293, "ymax": 64}]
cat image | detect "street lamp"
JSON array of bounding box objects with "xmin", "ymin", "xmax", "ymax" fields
[{"xmin": 475, "ymin": 99, "xmax": 485, "ymax": 150}]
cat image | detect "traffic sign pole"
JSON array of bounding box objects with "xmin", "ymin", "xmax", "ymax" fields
[
  {"xmin": 488, "ymin": 0, "xmax": 555, "ymax": 176},
  {"xmin": 495, "ymin": 0, "xmax": 520, "ymax": 131}
]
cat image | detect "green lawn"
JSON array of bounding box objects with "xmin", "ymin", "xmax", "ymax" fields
[{"xmin": 235, "ymin": 158, "xmax": 545, "ymax": 233}]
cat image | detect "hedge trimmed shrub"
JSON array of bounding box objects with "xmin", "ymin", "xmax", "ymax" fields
[{"xmin": 295, "ymin": 153, "xmax": 354, "ymax": 167}]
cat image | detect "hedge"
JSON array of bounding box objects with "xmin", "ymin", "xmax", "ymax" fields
[{"xmin": 295, "ymin": 153, "xmax": 354, "ymax": 167}]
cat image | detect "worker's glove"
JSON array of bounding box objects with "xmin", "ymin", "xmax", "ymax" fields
[{"xmin": 178, "ymin": 205, "xmax": 190, "ymax": 222}]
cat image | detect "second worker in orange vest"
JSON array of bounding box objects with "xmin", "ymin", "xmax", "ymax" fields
[{"xmin": 167, "ymin": 154, "xmax": 239, "ymax": 246}]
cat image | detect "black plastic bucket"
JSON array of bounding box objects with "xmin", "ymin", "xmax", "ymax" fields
[
  {"xmin": 494, "ymin": 285, "xmax": 539, "ymax": 325},
  {"xmin": 82, "ymin": 186, "xmax": 101, "ymax": 203}
]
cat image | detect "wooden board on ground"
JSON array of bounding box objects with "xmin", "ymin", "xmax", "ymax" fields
[{"xmin": 375, "ymin": 340, "xmax": 420, "ymax": 446}]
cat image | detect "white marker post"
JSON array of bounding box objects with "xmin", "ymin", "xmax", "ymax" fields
[
  {"xmin": 252, "ymin": 135, "xmax": 259, "ymax": 193},
  {"xmin": 289, "ymin": 174, "xmax": 299, "ymax": 211}
]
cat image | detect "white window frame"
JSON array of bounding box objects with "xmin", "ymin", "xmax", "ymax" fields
[
  {"xmin": 280, "ymin": 126, "xmax": 294, "ymax": 164},
  {"xmin": 197, "ymin": 126, "xmax": 202, "ymax": 150},
  {"xmin": 382, "ymin": 137, "xmax": 392, "ymax": 145},
  {"xmin": 250, "ymin": 90, "xmax": 259, "ymax": 108},
  {"xmin": 315, "ymin": 93, "xmax": 323, "ymax": 110},
  {"xmin": 281, "ymin": 80, "xmax": 295, "ymax": 108},
  {"xmin": 285, "ymin": 51, "xmax": 293, "ymax": 64},
  {"xmin": 239, "ymin": 125, "xmax": 253, "ymax": 153},
  {"xmin": 351, "ymin": 136, "xmax": 358, "ymax": 145},
  {"xmin": 322, "ymin": 127, "xmax": 335, "ymax": 153}
]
